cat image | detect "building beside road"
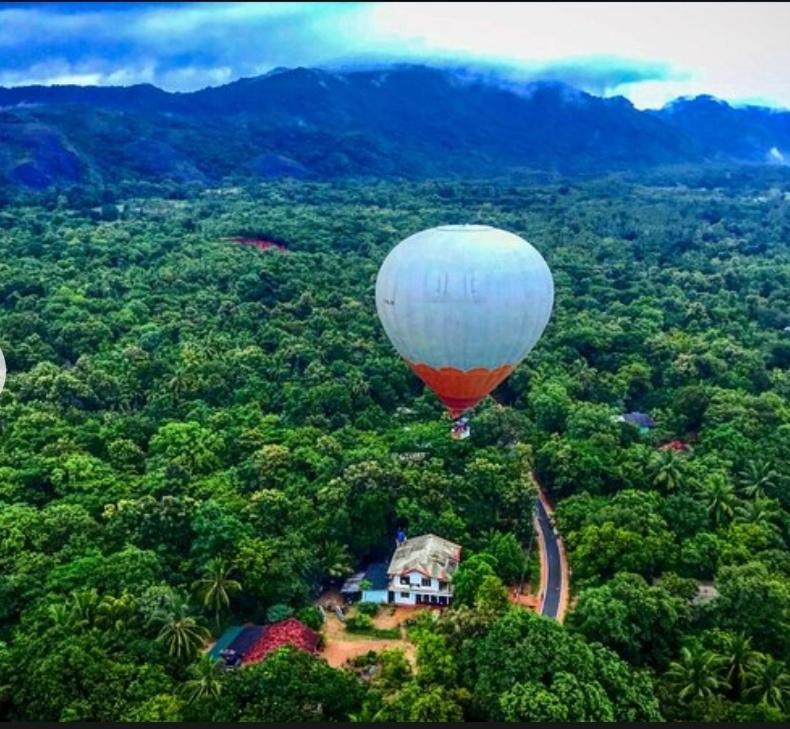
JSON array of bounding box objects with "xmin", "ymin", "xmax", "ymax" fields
[{"xmin": 341, "ymin": 533, "xmax": 462, "ymax": 606}]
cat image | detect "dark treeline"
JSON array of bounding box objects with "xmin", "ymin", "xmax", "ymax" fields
[{"xmin": 0, "ymin": 176, "xmax": 787, "ymax": 721}]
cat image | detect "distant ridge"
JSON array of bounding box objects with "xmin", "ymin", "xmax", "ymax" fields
[{"xmin": 1, "ymin": 64, "xmax": 788, "ymax": 188}]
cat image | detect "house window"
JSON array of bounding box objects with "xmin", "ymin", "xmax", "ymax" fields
[
  {"xmin": 438, "ymin": 581, "xmax": 448, "ymax": 591},
  {"xmin": 421, "ymin": 577, "xmax": 431, "ymax": 587},
  {"xmin": 399, "ymin": 576, "xmax": 409, "ymax": 586},
  {"xmin": 400, "ymin": 591, "xmax": 410, "ymax": 599}
]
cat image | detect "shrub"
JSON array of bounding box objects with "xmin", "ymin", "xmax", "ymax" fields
[
  {"xmin": 266, "ymin": 603, "xmax": 294, "ymax": 623},
  {"xmin": 345, "ymin": 613, "xmax": 373, "ymax": 632},
  {"xmin": 357, "ymin": 601, "xmax": 379, "ymax": 617},
  {"xmin": 296, "ymin": 606, "xmax": 323, "ymax": 631}
]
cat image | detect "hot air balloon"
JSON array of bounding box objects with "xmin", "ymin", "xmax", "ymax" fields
[{"xmin": 375, "ymin": 225, "xmax": 553, "ymax": 437}]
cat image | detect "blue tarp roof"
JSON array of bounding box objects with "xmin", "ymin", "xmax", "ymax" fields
[
  {"xmin": 623, "ymin": 411, "xmax": 655, "ymax": 428},
  {"xmin": 208, "ymin": 625, "xmax": 243, "ymax": 660},
  {"xmin": 363, "ymin": 562, "xmax": 389, "ymax": 591},
  {"xmin": 341, "ymin": 561, "xmax": 390, "ymax": 593},
  {"xmin": 228, "ymin": 626, "xmax": 266, "ymax": 655}
]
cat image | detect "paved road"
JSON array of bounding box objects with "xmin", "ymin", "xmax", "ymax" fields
[{"xmin": 535, "ymin": 497, "xmax": 562, "ymax": 619}]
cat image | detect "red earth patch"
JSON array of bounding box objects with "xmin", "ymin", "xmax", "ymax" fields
[{"xmin": 230, "ymin": 236, "xmax": 288, "ymax": 252}]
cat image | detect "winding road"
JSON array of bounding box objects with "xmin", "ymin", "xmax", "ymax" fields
[{"xmin": 533, "ymin": 486, "xmax": 570, "ymax": 622}]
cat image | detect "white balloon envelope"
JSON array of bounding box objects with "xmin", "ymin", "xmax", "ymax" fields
[{"xmin": 376, "ymin": 225, "xmax": 554, "ymax": 417}]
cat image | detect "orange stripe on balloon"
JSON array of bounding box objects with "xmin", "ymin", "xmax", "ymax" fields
[{"xmin": 407, "ymin": 362, "xmax": 514, "ymax": 417}]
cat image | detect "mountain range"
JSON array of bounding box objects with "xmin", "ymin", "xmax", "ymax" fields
[{"xmin": 1, "ymin": 64, "xmax": 789, "ymax": 189}]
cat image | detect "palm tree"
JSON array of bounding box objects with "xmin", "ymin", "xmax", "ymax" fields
[
  {"xmin": 734, "ymin": 498, "xmax": 781, "ymax": 531},
  {"xmin": 665, "ymin": 646, "xmax": 730, "ymax": 703},
  {"xmin": 152, "ymin": 597, "xmax": 211, "ymax": 659},
  {"xmin": 703, "ymin": 475, "xmax": 737, "ymax": 527},
  {"xmin": 745, "ymin": 656, "xmax": 790, "ymax": 710},
  {"xmin": 49, "ymin": 590, "xmax": 97, "ymax": 632},
  {"xmin": 736, "ymin": 460, "xmax": 780, "ymax": 501},
  {"xmin": 321, "ymin": 542, "xmax": 354, "ymax": 579},
  {"xmin": 192, "ymin": 560, "xmax": 242, "ymax": 626},
  {"xmin": 723, "ymin": 634, "xmax": 761, "ymax": 699},
  {"xmin": 183, "ymin": 654, "xmax": 224, "ymax": 704},
  {"xmin": 649, "ymin": 450, "xmax": 685, "ymax": 492}
]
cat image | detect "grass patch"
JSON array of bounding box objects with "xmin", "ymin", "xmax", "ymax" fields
[{"xmin": 345, "ymin": 614, "xmax": 401, "ymax": 639}]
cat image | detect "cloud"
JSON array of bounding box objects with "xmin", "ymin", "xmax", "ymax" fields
[{"xmin": 0, "ymin": 2, "xmax": 788, "ymax": 108}]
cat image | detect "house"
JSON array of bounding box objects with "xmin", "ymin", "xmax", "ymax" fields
[
  {"xmin": 386, "ymin": 533, "xmax": 462, "ymax": 606},
  {"xmin": 614, "ymin": 411, "xmax": 655, "ymax": 433},
  {"xmin": 340, "ymin": 562, "xmax": 389, "ymax": 604}
]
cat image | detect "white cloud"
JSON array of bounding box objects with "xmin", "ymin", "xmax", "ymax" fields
[{"xmin": 0, "ymin": 2, "xmax": 788, "ymax": 107}]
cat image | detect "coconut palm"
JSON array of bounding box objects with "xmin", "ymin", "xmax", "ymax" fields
[
  {"xmin": 183, "ymin": 654, "xmax": 224, "ymax": 704},
  {"xmin": 723, "ymin": 633, "xmax": 762, "ymax": 699},
  {"xmin": 703, "ymin": 475, "xmax": 737, "ymax": 527},
  {"xmin": 321, "ymin": 542, "xmax": 354, "ymax": 579},
  {"xmin": 152, "ymin": 596, "xmax": 210, "ymax": 659},
  {"xmin": 745, "ymin": 656, "xmax": 790, "ymax": 710},
  {"xmin": 665, "ymin": 645, "xmax": 730, "ymax": 703},
  {"xmin": 736, "ymin": 460, "xmax": 780, "ymax": 501},
  {"xmin": 649, "ymin": 450, "xmax": 685, "ymax": 492},
  {"xmin": 734, "ymin": 498, "xmax": 781, "ymax": 531},
  {"xmin": 49, "ymin": 590, "xmax": 98, "ymax": 632},
  {"xmin": 192, "ymin": 559, "xmax": 242, "ymax": 626}
]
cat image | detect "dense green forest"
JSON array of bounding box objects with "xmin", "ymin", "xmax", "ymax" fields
[{"xmin": 0, "ymin": 175, "xmax": 788, "ymax": 721}]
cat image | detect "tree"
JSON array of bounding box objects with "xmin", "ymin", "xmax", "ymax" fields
[
  {"xmin": 664, "ymin": 646, "xmax": 729, "ymax": 704},
  {"xmin": 450, "ymin": 553, "xmax": 497, "ymax": 607},
  {"xmin": 474, "ymin": 574, "xmax": 510, "ymax": 617},
  {"xmin": 721, "ymin": 633, "xmax": 761, "ymax": 700},
  {"xmin": 319, "ymin": 541, "xmax": 353, "ymax": 579},
  {"xmin": 648, "ymin": 450, "xmax": 686, "ymax": 493},
  {"xmin": 213, "ymin": 647, "xmax": 364, "ymax": 722},
  {"xmin": 568, "ymin": 572, "xmax": 689, "ymax": 668},
  {"xmin": 744, "ymin": 656, "xmax": 790, "ymax": 710},
  {"xmin": 714, "ymin": 562, "xmax": 790, "ymax": 657},
  {"xmin": 191, "ymin": 559, "xmax": 241, "ymax": 626},
  {"xmin": 703, "ymin": 475, "xmax": 738, "ymax": 527},
  {"xmin": 473, "ymin": 608, "xmax": 661, "ymax": 721},
  {"xmin": 734, "ymin": 498, "xmax": 781, "ymax": 531},
  {"xmin": 183, "ymin": 654, "xmax": 224, "ymax": 704},
  {"xmin": 151, "ymin": 596, "xmax": 210, "ymax": 660},
  {"xmin": 736, "ymin": 459, "xmax": 781, "ymax": 501},
  {"xmin": 485, "ymin": 531, "xmax": 528, "ymax": 585}
]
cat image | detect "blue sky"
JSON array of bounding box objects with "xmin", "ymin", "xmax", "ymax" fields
[{"xmin": 1, "ymin": 2, "xmax": 788, "ymax": 108}]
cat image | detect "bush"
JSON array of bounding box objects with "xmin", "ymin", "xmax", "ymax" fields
[
  {"xmin": 345, "ymin": 613, "xmax": 373, "ymax": 632},
  {"xmin": 266, "ymin": 603, "xmax": 294, "ymax": 623},
  {"xmin": 345, "ymin": 613, "xmax": 400, "ymax": 639},
  {"xmin": 357, "ymin": 601, "xmax": 380, "ymax": 617},
  {"xmin": 295, "ymin": 605, "xmax": 324, "ymax": 631}
]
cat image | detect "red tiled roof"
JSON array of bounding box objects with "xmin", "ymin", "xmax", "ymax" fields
[{"xmin": 242, "ymin": 618, "xmax": 318, "ymax": 665}]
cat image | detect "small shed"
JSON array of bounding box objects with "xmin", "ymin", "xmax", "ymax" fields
[{"xmin": 340, "ymin": 562, "xmax": 389, "ymax": 604}]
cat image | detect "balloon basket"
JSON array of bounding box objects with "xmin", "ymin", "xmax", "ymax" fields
[{"xmin": 450, "ymin": 416, "xmax": 471, "ymax": 440}]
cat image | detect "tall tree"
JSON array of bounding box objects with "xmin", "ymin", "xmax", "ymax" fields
[
  {"xmin": 151, "ymin": 596, "xmax": 210, "ymax": 660},
  {"xmin": 664, "ymin": 646, "xmax": 729, "ymax": 703},
  {"xmin": 192, "ymin": 559, "xmax": 242, "ymax": 626}
]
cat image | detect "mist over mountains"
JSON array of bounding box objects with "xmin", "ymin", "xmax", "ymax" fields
[{"xmin": 1, "ymin": 64, "xmax": 788, "ymax": 189}]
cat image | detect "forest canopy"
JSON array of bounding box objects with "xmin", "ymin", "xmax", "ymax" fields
[{"xmin": 0, "ymin": 174, "xmax": 788, "ymax": 722}]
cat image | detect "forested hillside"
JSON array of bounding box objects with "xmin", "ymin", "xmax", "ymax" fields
[
  {"xmin": 2, "ymin": 65, "xmax": 790, "ymax": 188},
  {"xmin": 0, "ymin": 175, "xmax": 788, "ymax": 721}
]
